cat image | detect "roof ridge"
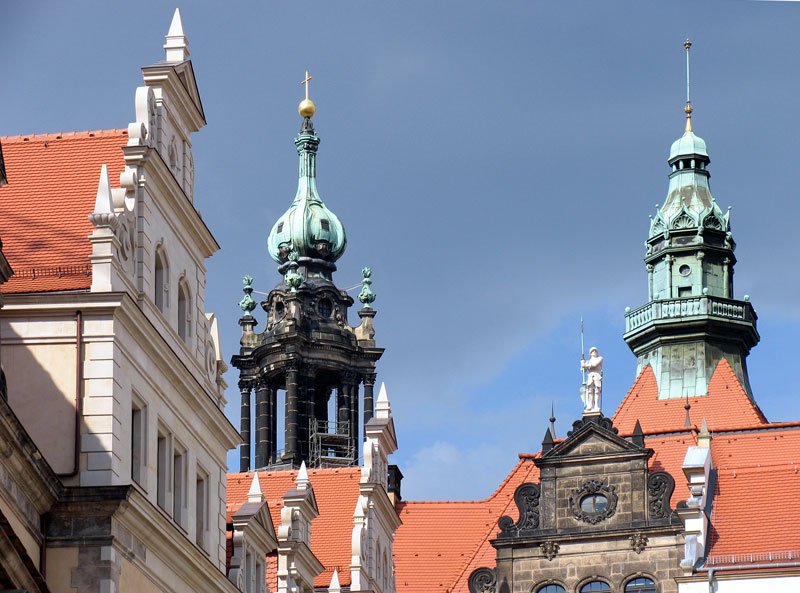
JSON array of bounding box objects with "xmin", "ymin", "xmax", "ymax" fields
[
  {"xmin": 0, "ymin": 129, "xmax": 128, "ymax": 143},
  {"xmin": 447, "ymin": 461, "xmax": 538, "ymax": 593},
  {"xmin": 711, "ymin": 358, "xmax": 769, "ymax": 423}
]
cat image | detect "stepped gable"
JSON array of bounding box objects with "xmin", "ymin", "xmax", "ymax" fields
[
  {"xmin": 227, "ymin": 467, "xmax": 361, "ymax": 589},
  {"xmin": 0, "ymin": 130, "xmax": 128, "ymax": 293},
  {"xmin": 705, "ymin": 427, "xmax": 800, "ymax": 562},
  {"xmin": 394, "ymin": 459, "xmax": 539, "ymax": 593},
  {"xmin": 613, "ymin": 359, "xmax": 768, "ymax": 435}
]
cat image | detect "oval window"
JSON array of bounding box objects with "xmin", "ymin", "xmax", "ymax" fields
[
  {"xmin": 580, "ymin": 494, "xmax": 608, "ymax": 514},
  {"xmin": 274, "ymin": 301, "xmax": 285, "ymax": 319},
  {"xmin": 679, "ymin": 264, "xmax": 691, "ymax": 277}
]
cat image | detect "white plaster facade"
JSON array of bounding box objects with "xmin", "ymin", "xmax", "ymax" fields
[
  {"xmin": 0, "ymin": 10, "xmax": 240, "ymax": 593},
  {"xmin": 351, "ymin": 383, "xmax": 401, "ymax": 593}
]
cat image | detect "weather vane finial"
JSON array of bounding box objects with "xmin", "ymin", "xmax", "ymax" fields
[
  {"xmin": 298, "ymin": 70, "xmax": 316, "ymax": 119},
  {"xmin": 683, "ymin": 38, "xmax": 693, "ymax": 133}
]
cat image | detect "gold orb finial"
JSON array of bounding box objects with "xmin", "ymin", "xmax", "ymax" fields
[
  {"xmin": 298, "ymin": 70, "xmax": 316, "ymax": 119},
  {"xmin": 684, "ymin": 38, "xmax": 692, "ymax": 51}
]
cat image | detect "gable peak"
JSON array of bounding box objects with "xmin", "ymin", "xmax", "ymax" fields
[{"xmin": 247, "ymin": 471, "xmax": 264, "ymax": 503}]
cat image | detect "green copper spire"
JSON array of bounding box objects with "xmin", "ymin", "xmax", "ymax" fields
[
  {"xmin": 267, "ymin": 78, "xmax": 346, "ymax": 281},
  {"xmin": 624, "ymin": 40, "xmax": 759, "ymax": 401}
]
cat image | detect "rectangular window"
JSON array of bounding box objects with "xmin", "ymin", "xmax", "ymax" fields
[
  {"xmin": 257, "ymin": 560, "xmax": 265, "ymax": 593},
  {"xmin": 195, "ymin": 469, "xmax": 208, "ymax": 549},
  {"xmin": 173, "ymin": 447, "xmax": 186, "ymax": 528},
  {"xmin": 157, "ymin": 432, "xmax": 168, "ymax": 510},
  {"xmin": 131, "ymin": 402, "xmax": 147, "ymax": 487}
]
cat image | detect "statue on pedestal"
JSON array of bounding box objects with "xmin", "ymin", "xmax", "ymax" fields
[{"xmin": 581, "ymin": 346, "xmax": 603, "ymax": 413}]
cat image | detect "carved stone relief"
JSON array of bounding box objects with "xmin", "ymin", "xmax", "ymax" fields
[{"xmin": 540, "ymin": 541, "xmax": 560, "ymax": 561}]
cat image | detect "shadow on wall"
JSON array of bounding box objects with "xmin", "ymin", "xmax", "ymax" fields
[{"xmin": 1, "ymin": 319, "xmax": 80, "ymax": 477}]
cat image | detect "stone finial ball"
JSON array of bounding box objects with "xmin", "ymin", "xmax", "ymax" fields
[{"xmin": 298, "ymin": 98, "xmax": 316, "ymax": 118}]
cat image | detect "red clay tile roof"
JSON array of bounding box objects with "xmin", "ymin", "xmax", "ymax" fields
[
  {"xmin": 705, "ymin": 427, "xmax": 800, "ymax": 561},
  {"xmin": 0, "ymin": 130, "xmax": 128, "ymax": 293},
  {"xmin": 612, "ymin": 360, "xmax": 768, "ymax": 435},
  {"xmin": 395, "ymin": 458, "xmax": 539, "ymax": 593},
  {"xmin": 227, "ymin": 467, "xmax": 362, "ymax": 590}
]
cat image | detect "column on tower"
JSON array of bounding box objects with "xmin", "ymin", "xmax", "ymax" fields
[
  {"xmin": 285, "ymin": 363, "xmax": 300, "ymax": 465},
  {"xmin": 239, "ymin": 381, "xmax": 252, "ymax": 472},
  {"xmin": 298, "ymin": 366, "xmax": 316, "ymax": 462},
  {"xmin": 363, "ymin": 372, "xmax": 376, "ymax": 443},
  {"xmin": 349, "ymin": 374, "xmax": 360, "ymax": 459},
  {"xmin": 255, "ymin": 379, "xmax": 269, "ymax": 468},
  {"xmin": 269, "ymin": 384, "xmax": 278, "ymax": 464}
]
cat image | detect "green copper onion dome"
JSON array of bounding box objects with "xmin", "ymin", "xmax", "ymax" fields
[{"xmin": 267, "ymin": 115, "xmax": 347, "ymax": 274}]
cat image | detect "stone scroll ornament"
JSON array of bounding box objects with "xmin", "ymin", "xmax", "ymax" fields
[
  {"xmin": 647, "ymin": 471, "xmax": 676, "ymax": 519},
  {"xmin": 467, "ymin": 568, "xmax": 496, "ymax": 593},
  {"xmin": 498, "ymin": 483, "xmax": 540, "ymax": 536}
]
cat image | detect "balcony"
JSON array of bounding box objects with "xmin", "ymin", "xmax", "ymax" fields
[{"xmin": 624, "ymin": 295, "xmax": 755, "ymax": 334}]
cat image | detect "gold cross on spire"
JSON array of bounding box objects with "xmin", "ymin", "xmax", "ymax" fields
[
  {"xmin": 301, "ymin": 70, "xmax": 313, "ymax": 101},
  {"xmin": 298, "ymin": 70, "xmax": 316, "ymax": 119}
]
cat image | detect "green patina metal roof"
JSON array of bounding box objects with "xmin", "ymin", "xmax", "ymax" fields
[
  {"xmin": 649, "ymin": 122, "xmax": 728, "ymax": 239},
  {"xmin": 669, "ymin": 129, "xmax": 708, "ymax": 161},
  {"xmin": 267, "ymin": 121, "xmax": 346, "ymax": 265}
]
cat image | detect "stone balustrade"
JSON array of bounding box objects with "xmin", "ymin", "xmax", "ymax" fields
[{"xmin": 625, "ymin": 296, "xmax": 752, "ymax": 333}]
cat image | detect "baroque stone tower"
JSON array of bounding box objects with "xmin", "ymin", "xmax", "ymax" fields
[
  {"xmin": 232, "ymin": 78, "xmax": 383, "ymax": 470},
  {"xmin": 623, "ymin": 42, "xmax": 758, "ymax": 399}
]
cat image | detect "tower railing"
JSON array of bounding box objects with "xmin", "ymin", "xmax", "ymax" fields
[
  {"xmin": 624, "ymin": 295, "xmax": 754, "ymax": 334},
  {"xmin": 309, "ymin": 419, "xmax": 356, "ymax": 468}
]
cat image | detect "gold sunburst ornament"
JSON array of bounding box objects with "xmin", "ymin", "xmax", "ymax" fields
[{"xmin": 298, "ymin": 70, "xmax": 316, "ymax": 118}]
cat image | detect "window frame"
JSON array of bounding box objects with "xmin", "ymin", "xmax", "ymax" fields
[
  {"xmin": 131, "ymin": 396, "xmax": 148, "ymax": 488},
  {"xmin": 154, "ymin": 246, "xmax": 170, "ymax": 314}
]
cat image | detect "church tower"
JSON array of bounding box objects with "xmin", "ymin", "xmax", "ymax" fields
[
  {"xmin": 624, "ymin": 41, "xmax": 758, "ymax": 399},
  {"xmin": 232, "ymin": 76, "xmax": 383, "ymax": 470}
]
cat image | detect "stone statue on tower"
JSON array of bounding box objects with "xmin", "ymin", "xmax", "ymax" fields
[{"xmin": 581, "ymin": 347, "xmax": 603, "ymax": 414}]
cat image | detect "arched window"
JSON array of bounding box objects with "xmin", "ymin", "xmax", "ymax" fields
[
  {"xmin": 625, "ymin": 577, "xmax": 657, "ymax": 593},
  {"xmin": 580, "ymin": 582, "xmax": 611, "ymax": 593},
  {"xmin": 154, "ymin": 248, "xmax": 169, "ymax": 313},
  {"xmin": 537, "ymin": 585, "xmax": 566, "ymax": 593},
  {"xmin": 178, "ymin": 279, "xmax": 191, "ymax": 342}
]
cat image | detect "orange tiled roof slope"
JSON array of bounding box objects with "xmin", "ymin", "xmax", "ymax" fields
[
  {"xmin": 395, "ymin": 459, "xmax": 539, "ymax": 593},
  {"xmin": 705, "ymin": 427, "xmax": 800, "ymax": 563},
  {"xmin": 0, "ymin": 130, "xmax": 128, "ymax": 293},
  {"xmin": 227, "ymin": 467, "xmax": 362, "ymax": 589},
  {"xmin": 612, "ymin": 360, "xmax": 768, "ymax": 435}
]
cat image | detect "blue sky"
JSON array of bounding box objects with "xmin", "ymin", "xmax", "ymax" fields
[{"xmin": 3, "ymin": 1, "xmax": 800, "ymax": 500}]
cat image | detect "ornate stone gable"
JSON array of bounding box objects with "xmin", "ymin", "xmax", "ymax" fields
[{"xmin": 478, "ymin": 414, "xmax": 683, "ymax": 593}]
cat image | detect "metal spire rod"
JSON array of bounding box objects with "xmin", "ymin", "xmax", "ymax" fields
[
  {"xmin": 685, "ymin": 38, "xmax": 692, "ymax": 105},
  {"xmin": 683, "ymin": 39, "xmax": 694, "ymax": 131}
]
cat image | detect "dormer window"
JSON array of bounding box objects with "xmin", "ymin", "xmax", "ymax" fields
[
  {"xmin": 277, "ymin": 222, "xmax": 284, "ymax": 233},
  {"xmin": 320, "ymin": 219, "xmax": 330, "ymax": 231}
]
